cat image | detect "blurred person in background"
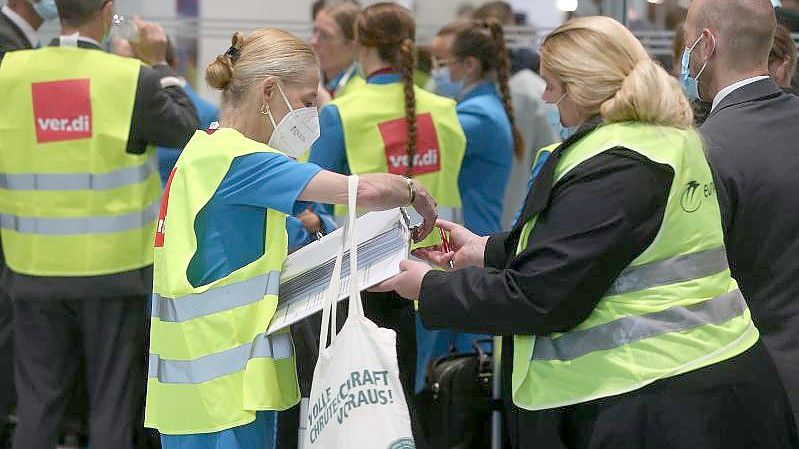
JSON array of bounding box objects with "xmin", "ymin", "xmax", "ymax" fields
[
  {"xmin": 777, "ymin": 0, "xmax": 799, "ymax": 31},
  {"xmin": 414, "ymin": 18, "xmax": 519, "ymax": 393},
  {"xmin": 460, "ymin": 1, "xmax": 557, "ymax": 230},
  {"xmin": 144, "ymin": 28, "xmax": 438, "ymax": 449},
  {"xmin": 309, "ymin": 2, "xmax": 466, "ymax": 423},
  {"xmin": 472, "ymin": 1, "xmax": 540, "ymax": 74},
  {"xmin": 0, "ymin": 1, "xmax": 58, "ymax": 444},
  {"xmin": 378, "ymin": 16, "xmax": 798, "ymax": 449},
  {"xmin": 156, "ymin": 39, "xmax": 219, "ymax": 185},
  {"xmin": 0, "ymin": 0, "xmax": 57, "ymax": 61},
  {"xmin": 311, "ymin": 0, "xmax": 363, "ymax": 103},
  {"xmin": 0, "ymin": 0, "xmax": 199, "ymax": 448},
  {"xmin": 687, "ymin": 0, "xmax": 799, "ymax": 425},
  {"xmin": 427, "ymin": 18, "xmax": 556, "ymax": 232},
  {"xmin": 769, "ymin": 24, "xmax": 798, "ymax": 93}
]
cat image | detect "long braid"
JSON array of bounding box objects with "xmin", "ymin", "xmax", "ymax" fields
[
  {"xmin": 399, "ymin": 38, "xmax": 417, "ymax": 177},
  {"xmin": 485, "ymin": 20, "xmax": 524, "ymax": 160}
]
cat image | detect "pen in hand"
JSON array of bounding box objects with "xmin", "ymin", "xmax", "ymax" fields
[{"xmin": 439, "ymin": 227, "xmax": 455, "ymax": 269}]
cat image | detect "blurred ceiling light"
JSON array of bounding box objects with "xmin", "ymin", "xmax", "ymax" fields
[
  {"xmin": 647, "ymin": 0, "xmax": 664, "ymax": 3},
  {"xmin": 557, "ymin": 0, "xmax": 578, "ymax": 12}
]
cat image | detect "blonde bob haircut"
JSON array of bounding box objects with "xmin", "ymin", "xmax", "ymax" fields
[{"xmin": 541, "ymin": 16, "xmax": 693, "ymax": 129}]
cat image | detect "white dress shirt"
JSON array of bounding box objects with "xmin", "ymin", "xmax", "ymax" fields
[
  {"xmin": 711, "ymin": 76, "xmax": 771, "ymax": 112},
  {"xmin": 1, "ymin": 5, "xmax": 39, "ymax": 48}
]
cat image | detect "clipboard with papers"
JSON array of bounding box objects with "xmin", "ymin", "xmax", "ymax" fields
[{"xmin": 266, "ymin": 208, "xmax": 412, "ymax": 335}]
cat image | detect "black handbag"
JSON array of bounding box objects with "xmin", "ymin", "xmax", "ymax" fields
[{"xmin": 416, "ymin": 340, "xmax": 497, "ymax": 449}]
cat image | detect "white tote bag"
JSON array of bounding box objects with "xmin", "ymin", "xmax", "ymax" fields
[{"xmin": 305, "ymin": 175, "xmax": 415, "ymax": 449}]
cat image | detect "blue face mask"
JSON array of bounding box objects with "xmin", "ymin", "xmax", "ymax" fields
[
  {"xmin": 680, "ymin": 34, "xmax": 714, "ymax": 102},
  {"xmin": 431, "ymin": 67, "xmax": 464, "ymax": 100},
  {"xmin": 32, "ymin": 0, "xmax": 59, "ymax": 21},
  {"xmin": 545, "ymin": 93, "xmax": 577, "ymax": 141}
]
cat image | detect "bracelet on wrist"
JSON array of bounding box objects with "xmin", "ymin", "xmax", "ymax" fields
[{"xmin": 403, "ymin": 176, "xmax": 416, "ymax": 206}]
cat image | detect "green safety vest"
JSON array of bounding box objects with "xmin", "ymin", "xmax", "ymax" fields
[
  {"xmin": 0, "ymin": 47, "xmax": 161, "ymax": 276},
  {"xmin": 330, "ymin": 82, "xmax": 465, "ymax": 245},
  {"xmin": 145, "ymin": 128, "xmax": 299, "ymax": 435},
  {"xmin": 512, "ymin": 122, "xmax": 758, "ymax": 411}
]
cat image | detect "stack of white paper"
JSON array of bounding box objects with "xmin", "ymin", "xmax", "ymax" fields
[{"xmin": 266, "ymin": 208, "xmax": 411, "ymax": 335}]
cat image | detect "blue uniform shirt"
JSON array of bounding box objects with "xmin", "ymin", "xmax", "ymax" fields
[
  {"xmin": 286, "ymin": 202, "xmax": 339, "ymax": 253},
  {"xmin": 456, "ymin": 81, "xmax": 513, "ymax": 236},
  {"xmin": 186, "ymin": 151, "xmax": 321, "ymax": 287}
]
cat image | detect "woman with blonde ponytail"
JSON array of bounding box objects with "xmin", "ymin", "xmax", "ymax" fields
[
  {"xmin": 144, "ymin": 28, "xmax": 439, "ymax": 449},
  {"xmin": 376, "ymin": 16, "xmax": 797, "ymax": 448},
  {"xmin": 308, "ymin": 2, "xmax": 467, "ymax": 409}
]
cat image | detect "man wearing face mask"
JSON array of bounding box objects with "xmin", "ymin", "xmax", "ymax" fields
[
  {"xmin": 0, "ymin": 0, "xmax": 198, "ymax": 448},
  {"xmin": 0, "ymin": 1, "xmax": 56, "ymax": 61},
  {"xmin": 686, "ymin": 0, "xmax": 799, "ymax": 426}
]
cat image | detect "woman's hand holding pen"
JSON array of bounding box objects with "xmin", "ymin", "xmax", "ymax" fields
[{"xmin": 412, "ymin": 219, "xmax": 488, "ymax": 269}]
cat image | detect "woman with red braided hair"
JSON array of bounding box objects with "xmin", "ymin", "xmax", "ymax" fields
[{"xmin": 308, "ymin": 2, "xmax": 467, "ymax": 407}]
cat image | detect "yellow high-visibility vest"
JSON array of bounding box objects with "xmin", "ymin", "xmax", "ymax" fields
[
  {"xmin": 0, "ymin": 46, "xmax": 161, "ymax": 276},
  {"xmin": 512, "ymin": 122, "xmax": 758, "ymax": 410},
  {"xmin": 145, "ymin": 128, "xmax": 299, "ymax": 434}
]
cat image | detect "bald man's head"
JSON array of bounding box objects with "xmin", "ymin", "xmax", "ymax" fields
[{"xmin": 686, "ymin": 0, "xmax": 776, "ymax": 70}]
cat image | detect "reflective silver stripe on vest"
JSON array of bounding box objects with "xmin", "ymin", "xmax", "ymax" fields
[
  {"xmin": 0, "ymin": 155, "xmax": 157, "ymax": 191},
  {"xmin": 532, "ymin": 289, "xmax": 746, "ymax": 362},
  {"xmin": 606, "ymin": 247, "xmax": 728, "ymax": 296},
  {"xmin": 148, "ymin": 332, "xmax": 293, "ymax": 384},
  {"xmin": 152, "ymin": 271, "xmax": 281, "ymax": 323},
  {"xmin": 0, "ymin": 200, "xmax": 159, "ymax": 235}
]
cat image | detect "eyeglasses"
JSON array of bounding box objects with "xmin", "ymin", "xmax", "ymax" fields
[
  {"xmin": 312, "ymin": 28, "xmax": 345, "ymax": 44},
  {"xmin": 432, "ymin": 57, "xmax": 450, "ymax": 69}
]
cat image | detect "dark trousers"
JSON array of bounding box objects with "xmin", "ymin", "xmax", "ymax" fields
[
  {"xmin": 12, "ymin": 296, "xmax": 147, "ymax": 449},
  {"xmin": 511, "ymin": 341, "xmax": 799, "ymax": 449},
  {"xmin": 0, "ymin": 289, "xmax": 13, "ymax": 447},
  {"xmin": 278, "ymin": 291, "xmax": 417, "ymax": 448}
]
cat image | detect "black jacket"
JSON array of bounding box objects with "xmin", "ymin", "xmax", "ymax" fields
[
  {"xmin": 0, "ymin": 8, "xmax": 33, "ymax": 62},
  {"xmin": 701, "ymin": 77, "xmax": 799, "ymax": 422},
  {"xmin": 418, "ymin": 120, "xmax": 673, "ymax": 336}
]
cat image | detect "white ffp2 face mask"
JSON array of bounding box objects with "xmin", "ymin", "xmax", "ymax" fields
[{"xmin": 265, "ymin": 82, "xmax": 320, "ymax": 158}]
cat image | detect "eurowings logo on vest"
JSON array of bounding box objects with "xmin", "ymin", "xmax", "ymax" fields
[
  {"xmin": 31, "ymin": 79, "xmax": 93, "ymax": 143},
  {"xmin": 378, "ymin": 112, "xmax": 441, "ymax": 176}
]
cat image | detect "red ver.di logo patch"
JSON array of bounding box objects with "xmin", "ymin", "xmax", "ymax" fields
[
  {"xmin": 379, "ymin": 113, "xmax": 441, "ymax": 176},
  {"xmin": 31, "ymin": 79, "xmax": 93, "ymax": 143}
]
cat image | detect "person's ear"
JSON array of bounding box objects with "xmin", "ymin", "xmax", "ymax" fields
[
  {"xmin": 344, "ymin": 38, "xmax": 356, "ymax": 54},
  {"xmin": 259, "ymin": 76, "xmax": 277, "ymax": 108},
  {"xmin": 463, "ymin": 55, "xmax": 481, "ymax": 80},
  {"xmin": 701, "ymin": 29, "xmax": 717, "ymax": 59},
  {"xmin": 101, "ymin": 0, "xmax": 114, "ymax": 23}
]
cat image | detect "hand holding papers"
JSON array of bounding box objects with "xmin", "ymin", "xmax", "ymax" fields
[{"xmin": 267, "ymin": 208, "xmax": 411, "ymax": 335}]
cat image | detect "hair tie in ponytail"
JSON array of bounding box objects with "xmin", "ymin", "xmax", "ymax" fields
[{"xmin": 225, "ymin": 46, "xmax": 241, "ymax": 63}]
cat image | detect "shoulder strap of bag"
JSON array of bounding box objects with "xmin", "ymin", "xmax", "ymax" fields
[
  {"xmin": 347, "ymin": 174, "xmax": 365, "ymax": 319},
  {"xmin": 319, "ymin": 175, "xmax": 362, "ymax": 350}
]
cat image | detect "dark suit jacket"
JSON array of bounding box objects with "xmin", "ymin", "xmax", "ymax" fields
[
  {"xmin": 701, "ymin": 78, "xmax": 799, "ymax": 421},
  {"xmin": 0, "ymin": 9, "xmax": 33, "ymax": 63}
]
